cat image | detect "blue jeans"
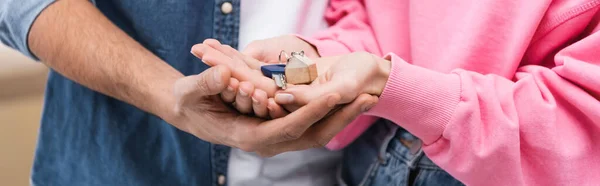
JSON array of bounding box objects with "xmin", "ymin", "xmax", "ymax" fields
[{"xmin": 339, "ymin": 120, "xmax": 464, "ymax": 186}]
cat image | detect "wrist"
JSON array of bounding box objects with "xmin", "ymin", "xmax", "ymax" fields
[
  {"xmin": 149, "ymin": 69, "xmax": 185, "ymax": 122},
  {"xmin": 372, "ymin": 55, "xmax": 391, "ymax": 96},
  {"xmin": 292, "ymin": 35, "xmax": 320, "ymax": 58}
]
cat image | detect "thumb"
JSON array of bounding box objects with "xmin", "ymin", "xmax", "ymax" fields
[{"xmin": 175, "ymin": 65, "xmax": 231, "ymax": 99}]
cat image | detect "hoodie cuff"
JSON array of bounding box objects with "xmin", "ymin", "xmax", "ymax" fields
[{"xmin": 365, "ymin": 53, "xmax": 462, "ymax": 144}]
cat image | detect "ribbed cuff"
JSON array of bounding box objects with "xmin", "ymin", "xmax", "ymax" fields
[
  {"xmin": 365, "ymin": 53, "xmax": 462, "ymax": 144},
  {"xmin": 294, "ymin": 34, "xmax": 351, "ymax": 57}
]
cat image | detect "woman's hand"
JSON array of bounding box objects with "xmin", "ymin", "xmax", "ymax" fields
[
  {"xmin": 191, "ymin": 39, "xmax": 389, "ymax": 118},
  {"xmin": 190, "ymin": 40, "xmax": 381, "ymax": 156},
  {"xmin": 275, "ymin": 52, "xmax": 391, "ymax": 108},
  {"xmin": 242, "ymin": 35, "xmax": 320, "ymax": 66},
  {"xmin": 192, "ymin": 39, "xmax": 294, "ymax": 118}
]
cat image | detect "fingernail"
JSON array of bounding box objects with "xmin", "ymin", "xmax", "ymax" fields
[
  {"xmin": 213, "ymin": 68, "xmax": 221, "ymax": 85},
  {"xmin": 361, "ymin": 102, "xmax": 376, "ymax": 112},
  {"xmin": 275, "ymin": 93, "xmax": 294, "ymax": 104},
  {"xmin": 190, "ymin": 46, "xmax": 201, "ymax": 57},
  {"xmin": 327, "ymin": 95, "xmax": 338, "ymax": 108},
  {"xmin": 227, "ymin": 86, "xmax": 234, "ymax": 91},
  {"xmin": 239, "ymin": 89, "xmax": 248, "ymax": 96},
  {"xmin": 252, "ymin": 97, "xmax": 259, "ymax": 104}
]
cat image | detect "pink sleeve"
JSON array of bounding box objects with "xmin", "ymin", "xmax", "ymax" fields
[
  {"xmin": 365, "ymin": 31, "xmax": 600, "ymax": 185},
  {"xmin": 296, "ymin": 0, "xmax": 383, "ymax": 150},
  {"xmin": 299, "ymin": 0, "xmax": 382, "ymax": 57}
]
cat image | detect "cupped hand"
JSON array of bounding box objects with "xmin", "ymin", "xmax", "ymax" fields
[
  {"xmin": 273, "ymin": 52, "xmax": 391, "ymax": 108},
  {"xmin": 190, "ymin": 39, "xmax": 389, "ymax": 122},
  {"xmin": 165, "ymin": 65, "xmax": 378, "ymax": 156},
  {"xmin": 191, "ymin": 39, "xmax": 342, "ymax": 115},
  {"xmin": 192, "ymin": 39, "xmax": 302, "ymax": 117},
  {"xmin": 191, "ymin": 39, "xmax": 283, "ymax": 118}
]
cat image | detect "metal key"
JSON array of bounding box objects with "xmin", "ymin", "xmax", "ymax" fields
[
  {"xmin": 261, "ymin": 50, "xmax": 317, "ymax": 89},
  {"xmin": 261, "ymin": 64, "xmax": 287, "ymax": 89}
]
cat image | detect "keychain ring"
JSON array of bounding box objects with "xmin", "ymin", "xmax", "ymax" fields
[
  {"xmin": 279, "ymin": 50, "xmax": 290, "ymax": 64},
  {"xmin": 290, "ymin": 51, "xmax": 305, "ymax": 56}
]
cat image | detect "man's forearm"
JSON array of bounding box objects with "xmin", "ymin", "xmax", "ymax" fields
[{"xmin": 28, "ymin": 0, "xmax": 182, "ymax": 118}]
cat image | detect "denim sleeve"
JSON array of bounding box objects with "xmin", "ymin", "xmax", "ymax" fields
[{"xmin": 0, "ymin": 0, "xmax": 56, "ymax": 60}]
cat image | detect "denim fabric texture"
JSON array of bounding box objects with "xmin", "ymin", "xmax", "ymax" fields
[
  {"xmin": 340, "ymin": 120, "xmax": 465, "ymax": 186},
  {"xmin": 1, "ymin": 0, "xmax": 240, "ymax": 185}
]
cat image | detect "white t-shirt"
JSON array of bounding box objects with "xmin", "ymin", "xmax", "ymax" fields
[
  {"xmin": 237, "ymin": 0, "xmax": 328, "ymax": 50},
  {"xmin": 229, "ymin": 1, "xmax": 339, "ymax": 186}
]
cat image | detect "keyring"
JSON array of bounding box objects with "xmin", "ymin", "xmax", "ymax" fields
[
  {"xmin": 278, "ymin": 50, "xmax": 291, "ymax": 64},
  {"xmin": 290, "ymin": 51, "xmax": 304, "ymax": 57}
]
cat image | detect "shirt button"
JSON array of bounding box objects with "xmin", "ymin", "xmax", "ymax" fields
[
  {"xmin": 221, "ymin": 2, "xmax": 233, "ymax": 14},
  {"xmin": 217, "ymin": 174, "xmax": 226, "ymax": 185}
]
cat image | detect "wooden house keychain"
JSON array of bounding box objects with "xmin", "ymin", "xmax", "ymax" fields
[{"xmin": 260, "ymin": 50, "xmax": 317, "ymax": 89}]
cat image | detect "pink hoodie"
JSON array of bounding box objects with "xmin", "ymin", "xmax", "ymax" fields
[{"xmin": 300, "ymin": 0, "xmax": 600, "ymax": 185}]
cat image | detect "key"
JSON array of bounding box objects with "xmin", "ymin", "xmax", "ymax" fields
[
  {"xmin": 261, "ymin": 51, "xmax": 318, "ymax": 89},
  {"xmin": 261, "ymin": 64, "xmax": 287, "ymax": 89}
]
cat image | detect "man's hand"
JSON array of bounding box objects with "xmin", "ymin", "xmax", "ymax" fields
[
  {"xmin": 255, "ymin": 93, "xmax": 378, "ymax": 157},
  {"xmin": 190, "ymin": 42, "xmax": 381, "ymax": 155},
  {"xmin": 26, "ymin": 0, "xmax": 374, "ymax": 155}
]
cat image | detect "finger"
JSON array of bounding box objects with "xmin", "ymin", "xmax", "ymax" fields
[
  {"xmin": 204, "ymin": 39, "xmax": 267, "ymax": 70},
  {"xmin": 203, "ymin": 39, "xmax": 243, "ymax": 60},
  {"xmin": 281, "ymin": 104, "xmax": 301, "ymax": 113},
  {"xmin": 221, "ymin": 78, "xmax": 239, "ymax": 103},
  {"xmin": 202, "ymin": 38, "xmax": 222, "ymax": 45},
  {"xmin": 235, "ymin": 81, "xmax": 255, "ymax": 114},
  {"xmin": 174, "ymin": 65, "xmax": 231, "ymax": 102},
  {"xmin": 192, "ymin": 43, "xmax": 254, "ymax": 78},
  {"xmin": 237, "ymin": 63, "xmax": 280, "ymax": 97},
  {"xmin": 191, "ymin": 44, "xmax": 233, "ymax": 67},
  {"xmin": 230, "ymin": 46, "xmax": 267, "ymax": 70},
  {"xmin": 226, "ymin": 55, "xmax": 280, "ymax": 96},
  {"xmin": 274, "ymin": 79, "xmax": 353, "ymax": 106},
  {"xmin": 255, "ymin": 93, "xmax": 341, "ymax": 145},
  {"xmin": 256, "ymin": 94, "xmax": 378, "ymax": 157},
  {"xmin": 193, "ymin": 44, "xmax": 280, "ymax": 97},
  {"xmin": 252, "ymin": 89, "xmax": 269, "ymax": 118},
  {"xmin": 273, "ymin": 86, "xmax": 302, "ymax": 112},
  {"xmin": 267, "ymin": 98, "xmax": 289, "ymax": 119}
]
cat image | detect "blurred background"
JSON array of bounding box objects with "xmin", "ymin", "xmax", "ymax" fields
[{"xmin": 0, "ymin": 44, "xmax": 48, "ymax": 186}]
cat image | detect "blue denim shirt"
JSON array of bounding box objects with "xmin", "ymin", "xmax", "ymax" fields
[{"xmin": 1, "ymin": 0, "xmax": 239, "ymax": 185}]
